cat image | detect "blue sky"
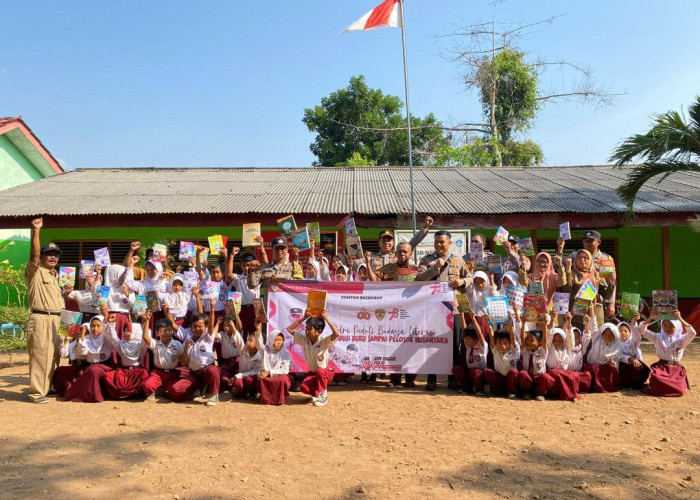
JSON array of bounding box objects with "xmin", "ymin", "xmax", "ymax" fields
[{"xmin": 2, "ymin": 1, "xmax": 699, "ymax": 169}]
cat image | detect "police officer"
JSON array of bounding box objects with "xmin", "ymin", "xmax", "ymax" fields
[
  {"xmin": 25, "ymin": 218, "xmax": 65, "ymax": 404},
  {"xmin": 247, "ymin": 237, "xmax": 304, "ymax": 290},
  {"xmin": 369, "ymin": 216, "xmax": 434, "ymax": 273},
  {"xmin": 417, "ymin": 230, "xmax": 472, "ymax": 391}
]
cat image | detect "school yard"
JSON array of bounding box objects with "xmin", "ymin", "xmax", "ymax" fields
[{"xmin": 0, "ymin": 344, "xmax": 697, "ymax": 500}]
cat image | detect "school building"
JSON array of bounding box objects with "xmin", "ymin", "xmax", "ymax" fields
[{"xmin": 0, "ymin": 164, "xmax": 699, "ymax": 326}]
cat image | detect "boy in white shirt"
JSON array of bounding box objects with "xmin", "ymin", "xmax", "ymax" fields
[
  {"xmin": 142, "ymin": 312, "xmax": 184, "ymax": 401},
  {"xmin": 484, "ymin": 322, "xmax": 520, "ymax": 398},
  {"xmin": 451, "ymin": 311, "xmax": 488, "ymax": 395}
]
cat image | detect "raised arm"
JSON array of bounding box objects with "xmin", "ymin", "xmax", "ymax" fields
[
  {"xmin": 208, "ymin": 300, "xmax": 216, "ymax": 335},
  {"xmin": 123, "ymin": 241, "xmax": 140, "ymax": 267},
  {"xmin": 195, "ymin": 246, "xmax": 205, "ymax": 280},
  {"xmin": 470, "ymin": 311, "xmax": 486, "ymax": 347},
  {"xmin": 141, "ymin": 310, "xmax": 153, "ymax": 345},
  {"xmin": 287, "ymin": 311, "xmax": 308, "ymax": 337},
  {"xmin": 29, "ymin": 218, "xmax": 42, "ymax": 265},
  {"xmin": 563, "ymin": 312, "xmax": 574, "ymax": 353},
  {"xmin": 364, "ymin": 252, "xmax": 380, "ymax": 282},
  {"xmin": 226, "ymin": 247, "xmax": 237, "ymax": 282},
  {"xmin": 162, "ymin": 304, "xmax": 178, "ymax": 331},
  {"xmin": 408, "ymin": 216, "xmax": 433, "ymax": 249},
  {"xmin": 320, "ymin": 309, "xmax": 340, "ymax": 341},
  {"xmin": 256, "ymin": 236, "xmax": 269, "ymax": 265}
]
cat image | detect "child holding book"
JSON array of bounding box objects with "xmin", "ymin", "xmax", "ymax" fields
[
  {"xmin": 103, "ymin": 264, "xmax": 135, "ymax": 338},
  {"xmin": 196, "ymin": 246, "xmax": 230, "ymax": 321},
  {"xmin": 517, "ymin": 319, "xmax": 550, "ymax": 401},
  {"xmin": 286, "ymin": 309, "xmax": 341, "ymax": 407},
  {"xmin": 228, "ymin": 320, "xmax": 264, "ymax": 400},
  {"xmin": 227, "ymin": 249, "xmax": 262, "ymax": 334},
  {"xmin": 160, "ymin": 273, "xmax": 193, "ymax": 326},
  {"xmin": 142, "ymin": 312, "xmax": 184, "ymax": 401},
  {"xmin": 258, "ymin": 329, "xmax": 293, "ymax": 405},
  {"xmin": 543, "ymin": 312, "xmax": 592, "ymax": 401},
  {"xmin": 53, "ymin": 329, "xmax": 88, "ymax": 396},
  {"xmin": 102, "ymin": 317, "xmax": 149, "ymax": 399},
  {"xmin": 484, "ymin": 322, "xmax": 520, "ymax": 398},
  {"xmin": 582, "ymin": 321, "xmax": 623, "ymax": 393},
  {"xmin": 617, "ymin": 315, "xmax": 650, "ymax": 389},
  {"xmin": 451, "ymin": 311, "xmax": 488, "ymax": 395}
]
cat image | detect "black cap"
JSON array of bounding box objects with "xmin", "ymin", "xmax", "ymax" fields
[
  {"xmin": 240, "ymin": 252, "xmax": 255, "ymax": 263},
  {"xmin": 507, "ymin": 235, "xmax": 519, "ymax": 244},
  {"xmin": 271, "ymin": 237, "xmax": 287, "ymax": 248},
  {"xmin": 583, "ymin": 230, "xmax": 601, "ymax": 240},
  {"xmin": 378, "ymin": 230, "xmax": 393, "ymax": 240},
  {"xmin": 40, "ymin": 242, "xmax": 62, "ymax": 255}
]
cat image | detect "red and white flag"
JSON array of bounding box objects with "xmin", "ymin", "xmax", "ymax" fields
[{"xmin": 342, "ymin": 0, "xmax": 403, "ymax": 33}]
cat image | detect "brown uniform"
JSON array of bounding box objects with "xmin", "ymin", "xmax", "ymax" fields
[
  {"xmin": 25, "ymin": 261, "xmax": 64, "ymax": 399},
  {"xmin": 417, "ymin": 252, "xmax": 472, "ymax": 291},
  {"xmin": 370, "ymin": 230, "xmax": 428, "ymax": 273},
  {"xmin": 247, "ymin": 261, "xmax": 304, "ymax": 289}
]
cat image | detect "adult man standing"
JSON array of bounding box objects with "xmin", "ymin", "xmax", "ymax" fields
[
  {"xmin": 247, "ymin": 237, "xmax": 304, "ymax": 290},
  {"xmin": 369, "ymin": 216, "xmax": 434, "ymax": 273},
  {"xmin": 417, "ymin": 230, "xmax": 472, "ymax": 391},
  {"xmin": 24, "ymin": 218, "xmax": 64, "ymax": 404}
]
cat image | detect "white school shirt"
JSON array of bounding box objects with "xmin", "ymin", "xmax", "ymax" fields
[
  {"xmin": 264, "ymin": 346, "xmax": 291, "ymax": 376},
  {"xmin": 569, "ymin": 332, "xmax": 591, "ymax": 372},
  {"xmin": 231, "ymin": 331, "xmax": 263, "ymax": 375},
  {"xmin": 293, "ymin": 331, "xmax": 335, "ymax": 371},
  {"xmin": 200, "ymin": 279, "xmax": 229, "ymax": 312},
  {"xmin": 230, "ymin": 273, "xmax": 260, "ymax": 306},
  {"xmin": 521, "ymin": 346, "xmax": 547, "ymax": 376},
  {"xmin": 106, "ymin": 288, "xmax": 135, "ymax": 314},
  {"xmin": 493, "ymin": 344, "xmax": 520, "ymax": 376},
  {"xmin": 546, "ymin": 329, "xmax": 574, "ymax": 371},
  {"xmin": 67, "ymin": 290, "xmax": 100, "ymax": 314},
  {"xmin": 641, "ymin": 326, "xmax": 696, "ymax": 364},
  {"xmin": 619, "ymin": 324, "xmax": 644, "ymax": 363},
  {"xmin": 124, "ymin": 268, "xmax": 168, "ymax": 295},
  {"xmin": 186, "ymin": 332, "xmax": 216, "ymax": 371},
  {"xmin": 76, "ymin": 330, "xmax": 116, "ymax": 364},
  {"xmin": 218, "ymin": 332, "xmax": 240, "ymax": 359},
  {"xmin": 466, "ymin": 283, "xmax": 499, "ymax": 316},
  {"xmin": 148, "ymin": 338, "xmax": 184, "ymax": 370},
  {"xmin": 62, "ymin": 340, "xmax": 86, "ymax": 362},
  {"xmin": 465, "ymin": 340, "xmax": 488, "ymax": 370},
  {"xmin": 160, "ymin": 290, "xmax": 191, "ymax": 319},
  {"xmin": 103, "ymin": 322, "xmax": 146, "ymax": 367}
]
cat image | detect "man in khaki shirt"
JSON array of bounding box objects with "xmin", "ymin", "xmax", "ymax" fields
[{"xmin": 24, "ymin": 218, "xmax": 64, "ymax": 404}]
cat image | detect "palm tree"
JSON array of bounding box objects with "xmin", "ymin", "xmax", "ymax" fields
[{"xmin": 610, "ymin": 95, "xmax": 700, "ymax": 217}]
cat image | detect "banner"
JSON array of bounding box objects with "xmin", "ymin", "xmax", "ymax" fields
[
  {"xmin": 395, "ymin": 229, "xmax": 470, "ymax": 264},
  {"xmin": 267, "ymin": 280, "xmax": 455, "ymax": 374}
]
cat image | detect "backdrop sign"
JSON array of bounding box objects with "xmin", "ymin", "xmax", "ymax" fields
[
  {"xmin": 394, "ymin": 229, "xmax": 471, "ymax": 263},
  {"xmin": 267, "ymin": 280, "xmax": 455, "ymax": 374}
]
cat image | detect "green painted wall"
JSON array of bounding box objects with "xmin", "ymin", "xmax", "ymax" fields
[
  {"xmin": 0, "ymin": 135, "xmax": 44, "ymax": 191},
  {"xmin": 669, "ymin": 226, "xmax": 700, "ymax": 296}
]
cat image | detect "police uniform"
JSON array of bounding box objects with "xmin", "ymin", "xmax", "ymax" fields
[
  {"xmin": 25, "ymin": 242, "xmax": 65, "ymax": 401},
  {"xmin": 416, "ymin": 252, "xmax": 472, "ymax": 290},
  {"xmin": 247, "ymin": 237, "xmax": 304, "ymax": 290}
]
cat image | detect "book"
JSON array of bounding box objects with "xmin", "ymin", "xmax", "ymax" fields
[
  {"xmin": 598, "ymin": 257, "xmax": 615, "ymax": 278},
  {"xmin": 469, "ymin": 242, "xmax": 484, "ymax": 262},
  {"xmin": 652, "ymin": 290, "xmax": 677, "ymax": 319},
  {"xmin": 553, "ymin": 292, "xmax": 571, "ymax": 315},
  {"xmin": 306, "ymin": 222, "xmax": 321, "ymax": 245},
  {"xmin": 307, "ymin": 290, "xmax": 327, "ymax": 318},
  {"xmin": 344, "ymin": 217, "xmax": 358, "ymax": 237},
  {"xmin": 91, "ymin": 285, "xmax": 111, "ymax": 308},
  {"xmin": 528, "ymin": 281, "xmax": 544, "ymax": 295},
  {"xmin": 572, "ymin": 297, "xmax": 591, "ymax": 316},
  {"xmin": 203, "ymin": 281, "xmax": 221, "ymax": 301},
  {"xmin": 58, "ymin": 266, "xmax": 76, "ymax": 288},
  {"xmin": 183, "ymin": 271, "xmax": 198, "ymax": 291},
  {"xmin": 79, "ymin": 260, "xmax": 95, "ymax": 279},
  {"xmin": 320, "ymin": 231, "xmax": 338, "ymax": 258},
  {"xmin": 179, "ymin": 241, "xmax": 195, "ymax": 260},
  {"xmin": 518, "ymin": 237, "xmax": 535, "ymax": 257},
  {"xmin": 493, "ymin": 226, "xmax": 509, "ymax": 246},
  {"xmin": 522, "ymin": 294, "xmax": 547, "ymax": 322},
  {"xmin": 208, "ymin": 235, "xmax": 226, "ymax": 255},
  {"xmin": 487, "ymin": 255, "xmax": 502, "ymax": 274},
  {"xmin": 252, "ymin": 298, "xmax": 267, "ymax": 322},
  {"xmin": 59, "ymin": 310, "xmax": 83, "ymax": 337},
  {"xmin": 242, "ymin": 223, "xmax": 261, "ymax": 247},
  {"xmin": 559, "ymin": 222, "xmax": 571, "ymax": 241},
  {"xmin": 620, "ymin": 292, "xmax": 641, "ymax": 320},
  {"xmin": 152, "ymin": 243, "xmax": 168, "ymax": 262},
  {"xmin": 227, "ymin": 291, "xmax": 242, "ymax": 315},
  {"xmin": 345, "ymin": 235, "xmax": 363, "ymax": 259},
  {"xmin": 195, "ymin": 245, "xmax": 210, "ymax": 262},
  {"xmin": 133, "ymin": 295, "xmax": 148, "ymax": 317},
  {"xmin": 455, "ymin": 293, "xmax": 472, "ymax": 314},
  {"xmin": 277, "ymin": 214, "xmax": 297, "ymax": 236},
  {"xmin": 575, "ymin": 279, "xmax": 598, "ymax": 301},
  {"xmin": 93, "ymin": 247, "xmax": 111, "ymax": 267},
  {"xmin": 291, "ymin": 227, "xmax": 311, "ymax": 252},
  {"xmin": 486, "ymin": 296, "xmax": 509, "ymax": 324},
  {"xmin": 506, "ymin": 285, "xmax": 525, "ymax": 310},
  {"xmin": 396, "ymin": 268, "xmax": 418, "ymax": 281},
  {"xmin": 145, "ymin": 290, "xmax": 161, "ymax": 312}
]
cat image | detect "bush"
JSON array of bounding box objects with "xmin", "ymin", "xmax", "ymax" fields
[
  {"xmin": 0, "ymin": 305, "xmax": 30, "ymax": 328},
  {"xmin": 0, "ymin": 333, "xmax": 26, "ymax": 351}
]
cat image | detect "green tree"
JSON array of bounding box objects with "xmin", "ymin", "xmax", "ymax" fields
[
  {"xmin": 610, "ymin": 95, "xmax": 700, "ymax": 216},
  {"xmin": 303, "ymin": 75, "xmax": 447, "ymax": 166}
]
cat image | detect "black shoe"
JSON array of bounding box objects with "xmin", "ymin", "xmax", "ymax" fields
[
  {"xmin": 425, "ymin": 382, "xmax": 437, "ymax": 392},
  {"xmin": 361, "ymin": 373, "xmax": 369, "ymax": 383},
  {"xmin": 404, "ymin": 380, "xmax": 416, "ymax": 389},
  {"xmin": 368, "ymin": 374, "xmax": 377, "ymax": 382}
]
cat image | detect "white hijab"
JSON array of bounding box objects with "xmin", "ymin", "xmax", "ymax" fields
[
  {"xmin": 104, "ymin": 265, "xmax": 126, "ymax": 288},
  {"xmin": 500, "ymin": 271, "xmax": 520, "ymax": 294},
  {"xmin": 264, "ymin": 330, "xmax": 290, "ymax": 371},
  {"xmin": 548, "ymin": 327, "xmax": 569, "ymax": 365},
  {"xmin": 589, "ymin": 322, "xmax": 621, "ymax": 364},
  {"xmin": 165, "ymin": 273, "xmax": 189, "ymax": 310}
]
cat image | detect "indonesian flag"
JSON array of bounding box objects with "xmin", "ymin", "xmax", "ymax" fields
[{"xmin": 342, "ymin": 0, "xmax": 403, "ymax": 33}]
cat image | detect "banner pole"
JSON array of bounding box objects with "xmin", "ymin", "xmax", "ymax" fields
[{"xmin": 399, "ymin": 0, "xmax": 417, "ymax": 239}]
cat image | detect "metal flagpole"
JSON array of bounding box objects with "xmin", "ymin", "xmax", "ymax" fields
[{"xmin": 398, "ymin": 0, "xmax": 417, "ymax": 238}]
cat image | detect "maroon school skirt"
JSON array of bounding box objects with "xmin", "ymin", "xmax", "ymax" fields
[
  {"xmin": 643, "ymin": 360, "xmax": 688, "ymax": 397},
  {"xmin": 64, "ymin": 363, "xmax": 113, "ymax": 403},
  {"xmin": 258, "ymin": 374, "xmax": 293, "ymax": 405},
  {"xmin": 547, "ymin": 369, "xmax": 592, "ymax": 401},
  {"xmin": 583, "ymin": 363, "xmax": 621, "ymax": 393},
  {"xmin": 103, "ymin": 367, "xmax": 148, "ymax": 399}
]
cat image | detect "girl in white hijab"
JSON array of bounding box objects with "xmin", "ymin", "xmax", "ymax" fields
[
  {"xmin": 124, "ymin": 259, "xmax": 167, "ymax": 296},
  {"xmin": 160, "ymin": 273, "xmax": 192, "ymax": 324},
  {"xmin": 582, "ymin": 320, "xmax": 623, "ymax": 393},
  {"xmin": 258, "ymin": 329, "xmax": 293, "ymax": 405},
  {"xmin": 542, "ymin": 312, "xmax": 592, "ymax": 401},
  {"xmin": 103, "ymin": 264, "xmax": 135, "ymax": 339}
]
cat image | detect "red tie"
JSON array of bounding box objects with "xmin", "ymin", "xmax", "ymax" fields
[
  {"xmin": 468, "ymin": 347, "xmax": 473, "ymax": 364},
  {"xmin": 528, "ymin": 352, "xmax": 535, "ymax": 376}
]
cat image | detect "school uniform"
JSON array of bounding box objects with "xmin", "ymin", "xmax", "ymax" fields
[
  {"xmin": 230, "ymin": 273, "xmax": 260, "ymax": 334},
  {"xmin": 567, "ymin": 329, "xmax": 592, "ymax": 394},
  {"xmin": 168, "ymin": 330, "xmax": 220, "ymax": 402},
  {"xmin": 124, "ymin": 262, "xmax": 168, "ymax": 331},
  {"xmin": 485, "ymin": 344, "xmax": 520, "ymax": 395},
  {"xmin": 53, "ymin": 339, "xmax": 88, "ymax": 396},
  {"xmin": 582, "ymin": 323, "xmax": 622, "ymax": 393},
  {"xmin": 102, "ymin": 324, "xmax": 149, "ymax": 399},
  {"xmin": 294, "ymin": 331, "xmax": 336, "ymax": 398},
  {"xmin": 452, "ymin": 339, "xmax": 488, "ymax": 392},
  {"xmin": 66, "ymin": 290, "xmax": 100, "ymax": 321},
  {"xmin": 161, "ymin": 291, "xmax": 191, "ymax": 325},
  {"xmin": 543, "ymin": 328, "xmax": 591, "ymax": 401},
  {"xmin": 64, "ymin": 323, "xmax": 116, "ymax": 403},
  {"xmin": 229, "ymin": 331, "xmax": 263, "ymax": 398},
  {"xmin": 258, "ymin": 335, "xmax": 293, "ymax": 405},
  {"xmin": 618, "ymin": 322, "xmax": 651, "ymax": 389},
  {"xmin": 200, "ymin": 279, "xmax": 229, "ymax": 317},
  {"xmin": 517, "ymin": 346, "xmax": 550, "ymax": 396},
  {"xmin": 142, "ymin": 337, "xmax": 184, "ymax": 398},
  {"xmin": 641, "ymin": 321, "xmax": 695, "ymax": 397},
  {"xmin": 217, "ymin": 331, "xmax": 241, "ymax": 389}
]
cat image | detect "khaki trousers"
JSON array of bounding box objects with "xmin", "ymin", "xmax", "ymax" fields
[{"xmin": 26, "ymin": 314, "xmax": 61, "ymax": 399}]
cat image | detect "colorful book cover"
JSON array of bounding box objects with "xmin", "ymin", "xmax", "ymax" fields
[
  {"xmin": 91, "ymin": 286, "xmax": 110, "ymax": 308},
  {"xmin": 133, "ymin": 295, "xmax": 148, "ymax": 317},
  {"xmin": 195, "ymin": 245, "xmax": 210, "ymax": 262},
  {"xmin": 203, "ymin": 281, "xmax": 221, "ymax": 301},
  {"xmin": 93, "ymin": 247, "xmax": 111, "ymax": 267},
  {"xmin": 208, "ymin": 235, "xmax": 225, "ymax": 254},
  {"xmin": 344, "ymin": 217, "xmax": 358, "ymax": 237},
  {"xmin": 620, "ymin": 292, "xmax": 641, "ymax": 320},
  {"xmin": 575, "ymin": 279, "xmax": 598, "ymax": 301},
  {"xmin": 345, "ymin": 235, "xmax": 363, "ymax": 259},
  {"xmin": 145, "ymin": 290, "xmax": 161, "ymax": 312},
  {"xmin": 291, "ymin": 227, "xmax": 311, "ymax": 252},
  {"xmin": 253, "ymin": 298, "xmax": 267, "ymax": 322},
  {"xmin": 277, "ymin": 214, "xmax": 297, "ymax": 237},
  {"xmin": 598, "ymin": 257, "xmax": 615, "ymax": 278},
  {"xmin": 227, "ymin": 291, "xmax": 242, "ymax": 315},
  {"xmin": 79, "ymin": 260, "xmax": 95, "ymax": 279},
  {"xmin": 179, "ymin": 241, "xmax": 195, "ymax": 260},
  {"xmin": 518, "ymin": 237, "xmax": 535, "ymax": 257},
  {"xmin": 506, "ymin": 285, "xmax": 525, "ymax": 310},
  {"xmin": 152, "ymin": 243, "xmax": 168, "ymax": 262},
  {"xmin": 522, "ymin": 294, "xmax": 547, "ymax": 322},
  {"xmin": 59, "ymin": 310, "xmax": 83, "ymax": 337},
  {"xmin": 320, "ymin": 231, "xmax": 338, "ymax": 258},
  {"xmin": 58, "ymin": 266, "xmax": 76, "ymax": 288},
  {"xmin": 183, "ymin": 271, "xmax": 198, "ymax": 291},
  {"xmin": 396, "ymin": 268, "xmax": 418, "ymax": 281},
  {"xmin": 469, "ymin": 242, "xmax": 484, "ymax": 262},
  {"xmin": 307, "ymin": 290, "xmax": 327, "ymax": 318},
  {"xmin": 455, "ymin": 293, "xmax": 472, "ymax": 314},
  {"xmin": 572, "ymin": 297, "xmax": 591, "ymax": 316},
  {"xmin": 492, "ymin": 226, "xmax": 509, "ymax": 246},
  {"xmin": 486, "ymin": 295, "xmax": 509, "ymax": 324},
  {"xmin": 306, "ymin": 222, "xmax": 321, "ymax": 245},
  {"xmin": 487, "ymin": 255, "xmax": 502, "ymax": 274},
  {"xmin": 242, "ymin": 223, "xmax": 261, "ymax": 247},
  {"xmin": 652, "ymin": 290, "xmax": 678, "ymax": 319},
  {"xmin": 559, "ymin": 222, "xmax": 571, "ymax": 241},
  {"xmin": 528, "ymin": 281, "xmax": 544, "ymax": 295},
  {"xmin": 553, "ymin": 292, "xmax": 571, "ymax": 315}
]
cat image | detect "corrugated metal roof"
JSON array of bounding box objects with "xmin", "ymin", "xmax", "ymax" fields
[{"xmin": 0, "ymin": 166, "xmax": 698, "ymax": 217}]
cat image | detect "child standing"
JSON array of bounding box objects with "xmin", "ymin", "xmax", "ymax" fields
[
  {"xmin": 227, "ymin": 249, "xmax": 262, "ymax": 335},
  {"xmin": 258, "ymin": 329, "xmax": 293, "ymax": 405},
  {"xmin": 286, "ymin": 309, "xmax": 341, "ymax": 407},
  {"xmin": 451, "ymin": 311, "xmax": 488, "ymax": 395},
  {"xmin": 484, "ymin": 322, "xmax": 520, "ymax": 398},
  {"xmin": 142, "ymin": 313, "xmax": 184, "ymax": 401}
]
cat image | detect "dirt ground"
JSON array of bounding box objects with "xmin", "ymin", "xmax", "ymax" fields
[{"xmin": 0, "ymin": 344, "xmax": 698, "ymax": 500}]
